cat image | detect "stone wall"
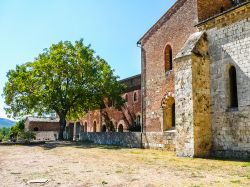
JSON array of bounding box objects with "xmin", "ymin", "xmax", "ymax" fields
[
  {"xmin": 35, "ymin": 131, "xmax": 58, "ymax": 141},
  {"xmin": 174, "ymin": 32, "xmax": 212, "ymax": 157},
  {"xmin": 175, "ymin": 57, "xmax": 194, "ymax": 157},
  {"xmin": 80, "ymin": 131, "xmax": 176, "ymax": 151},
  {"xmin": 199, "ymin": 3, "xmax": 250, "ymax": 158},
  {"xmin": 142, "ymin": 131, "xmax": 176, "ymax": 151}
]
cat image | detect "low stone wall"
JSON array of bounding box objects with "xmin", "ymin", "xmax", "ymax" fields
[
  {"xmin": 80, "ymin": 130, "xmax": 176, "ymax": 151},
  {"xmin": 142, "ymin": 131, "xmax": 176, "ymax": 151},
  {"xmin": 80, "ymin": 132, "xmax": 141, "ymax": 148},
  {"xmin": 35, "ymin": 131, "xmax": 58, "ymax": 141}
]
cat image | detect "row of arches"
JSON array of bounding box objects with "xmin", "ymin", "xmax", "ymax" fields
[
  {"xmin": 101, "ymin": 123, "xmax": 124, "ymax": 132},
  {"xmin": 81, "ymin": 115, "xmax": 141, "ymax": 133}
]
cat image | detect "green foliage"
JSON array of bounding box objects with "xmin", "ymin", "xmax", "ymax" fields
[
  {"xmin": 3, "ymin": 39, "xmax": 125, "ymax": 139},
  {"xmin": 0, "ymin": 120, "xmax": 35, "ymax": 142},
  {"xmin": 10, "ymin": 119, "xmax": 25, "ymax": 137},
  {"xmin": 17, "ymin": 130, "xmax": 35, "ymax": 141},
  {"xmin": 0, "ymin": 127, "xmax": 10, "ymax": 142}
]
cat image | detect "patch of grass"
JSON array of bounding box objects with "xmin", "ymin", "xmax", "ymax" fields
[
  {"xmin": 230, "ymin": 180, "xmax": 241, "ymax": 184},
  {"xmin": 244, "ymin": 175, "xmax": 250, "ymax": 180},
  {"xmin": 191, "ymin": 172, "xmax": 206, "ymax": 178},
  {"xmin": 115, "ymin": 170, "xmax": 123, "ymax": 174},
  {"xmin": 242, "ymin": 162, "xmax": 250, "ymax": 167},
  {"xmin": 102, "ymin": 181, "xmax": 108, "ymax": 185},
  {"xmin": 130, "ymin": 150, "xmax": 143, "ymax": 155},
  {"xmin": 153, "ymin": 157, "xmax": 160, "ymax": 160}
]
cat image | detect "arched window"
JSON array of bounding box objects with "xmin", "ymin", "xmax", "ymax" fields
[
  {"xmin": 229, "ymin": 66, "xmax": 238, "ymax": 108},
  {"xmin": 93, "ymin": 121, "xmax": 97, "ymax": 132},
  {"xmin": 84, "ymin": 122, "xmax": 88, "ymax": 132},
  {"xmin": 164, "ymin": 45, "xmax": 173, "ymax": 72},
  {"xmin": 118, "ymin": 124, "xmax": 123, "ymax": 132},
  {"xmin": 133, "ymin": 92, "xmax": 138, "ymax": 102},
  {"xmin": 34, "ymin": 127, "xmax": 39, "ymax": 131}
]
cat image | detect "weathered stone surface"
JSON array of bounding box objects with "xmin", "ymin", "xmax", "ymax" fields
[
  {"xmin": 80, "ymin": 131, "xmax": 176, "ymax": 151},
  {"xmin": 202, "ymin": 11, "xmax": 250, "ymax": 157},
  {"xmin": 35, "ymin": 131, "xmax": 59, "ymax": 141}
]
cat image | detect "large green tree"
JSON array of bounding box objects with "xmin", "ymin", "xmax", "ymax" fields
[{"xmin": 3, "ymin": 39, "xmax": 124, "ymax": 140}]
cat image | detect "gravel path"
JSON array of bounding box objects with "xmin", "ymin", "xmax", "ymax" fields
[{"xmin": 0, "ymin": 142, "xmax": 250, "ymax": 187}]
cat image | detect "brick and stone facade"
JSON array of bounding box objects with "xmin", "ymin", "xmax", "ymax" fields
[
  {"xmin": 25, "ymin": 116, "xmax": 60, "ymax": 140},
  {"xmin": 138, "ymin": 0, "xmax": 199, "ymax": 132},
  {"xmin": 139, "ymin": 0, "xmax": 250, "ymax": 158},
  {"xmin": 26, "ymin": 0, "xmax": 250, "ymax": 159}
]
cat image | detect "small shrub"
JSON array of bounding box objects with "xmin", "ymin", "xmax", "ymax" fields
[
  {"xmin": 102, "ymin": 181, "xmax": 108, "ymax": 185},
  {"xmin": 17, "ymin": 130, "xmax": 35, "ymax": 141}
]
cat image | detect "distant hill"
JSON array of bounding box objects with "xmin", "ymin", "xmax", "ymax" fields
[{"xmin": 0, "ymin": 118, "xmax": 16, "ymax": 129}]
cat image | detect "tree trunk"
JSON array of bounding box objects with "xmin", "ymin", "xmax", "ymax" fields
[{"xmin": 58, "ymin": 116, "xmax": 67, "ymax": 140}]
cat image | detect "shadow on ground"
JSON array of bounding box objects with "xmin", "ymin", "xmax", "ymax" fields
[
  {"xmin": 22, "ymin": 141, "xmax": 250, "ymax": 163},
  {"xmin": 39, "ymin": 141, "xmax": 126, "ymax": 151}
]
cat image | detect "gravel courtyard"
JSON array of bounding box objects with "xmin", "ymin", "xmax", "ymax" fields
[{"xmin": 0, "ymin": 142, "xmax": 250, "ymax": 187}]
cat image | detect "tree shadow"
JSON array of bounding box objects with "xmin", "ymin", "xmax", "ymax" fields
[{"xmin": 38, "ymin": 141, "xmax": 127, "ymax": 151}]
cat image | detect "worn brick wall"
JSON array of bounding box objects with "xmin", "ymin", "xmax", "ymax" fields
[
  {"xmin": 199, "ymin": 3, "xmax": 250, "ymax": 158},
  {"xmin": 197, "ymin": 0, "xmax": 232, "ymax": 22},
  {"xmin": 26, "ymin": 121, "xmax": 60, "ymax": 132},
  {"xmin": 140, "ymin": 0, "xmax": 198, "ymax": 132}
]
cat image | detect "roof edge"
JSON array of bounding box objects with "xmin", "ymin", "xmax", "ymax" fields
[
  {"xmin": 137, "ymin": 0, "xmax": 188, "ymax": 45},
  {"xmin": 195, "ymin": 1, "xmax": 250, "ymax": 27}
]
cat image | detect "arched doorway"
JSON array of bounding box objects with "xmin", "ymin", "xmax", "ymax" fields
[
  {"xmin": 84, "ymin": 122, "xmax": 87, "ymax": 132},
  {"xmin": 102, "ymin": 125, "xmax": 107, "ymax": 132},
  {"xmin": 93, "ymin": 121, "xmax": 97, "ymax": 132},
  {"xmin": 162, "ymin": 96, "xmax": 175, "ymax": 131},
  {"xmin": 118, "ymin": 124, "xmax": 123, "ymax": 132},
  {"xmin": 109, "ymin": 121, "xmax": 115, "ymax": 132}
]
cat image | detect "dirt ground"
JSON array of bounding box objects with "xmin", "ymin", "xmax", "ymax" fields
[{"xmin": 0, "ymin": 142, "xmax": 250, "ymax": 187}]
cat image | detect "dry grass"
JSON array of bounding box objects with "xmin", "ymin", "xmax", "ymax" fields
[{"xmin": 0, "ymin": 142, "xmax": 250, "ymax": 187}]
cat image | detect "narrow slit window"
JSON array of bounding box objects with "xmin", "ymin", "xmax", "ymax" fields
[{"xmin": 229, "ymin": 66, "xmax": 238, "ymax": 108}]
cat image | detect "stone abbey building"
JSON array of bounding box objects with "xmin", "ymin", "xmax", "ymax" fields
[
  {"xmin": 28, "ymin": 0, "xmax": 250, "ymax": 158},
  {"xmin": 137, "ymin": 0, "xmax": 250, "ymax": 158}
]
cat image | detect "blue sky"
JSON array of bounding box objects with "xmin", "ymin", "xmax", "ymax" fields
[{"xmin": 0, "ymin": 0, "xmax": 175, "ymax": 119}]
